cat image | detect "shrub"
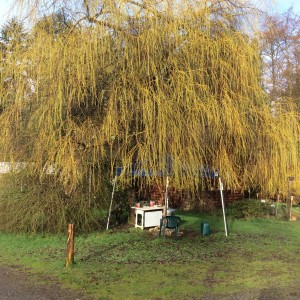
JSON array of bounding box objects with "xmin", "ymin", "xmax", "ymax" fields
[
  {"xmin": 0, "ymin": 173, "xmax": 117, "ymax": 234},
  {"xmin": 227, "ymin": 199, "xmax": 270, "ymax": 219}
]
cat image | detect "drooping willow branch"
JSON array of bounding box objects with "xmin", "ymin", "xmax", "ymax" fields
[{"xmin": 1, "ymin": 0, "xmax": 299, "ymax": 196}]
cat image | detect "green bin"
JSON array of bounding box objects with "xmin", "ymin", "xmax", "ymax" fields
[{"xmin": 200, "ymin": 222, "xmax": 210, "ymax": 236}]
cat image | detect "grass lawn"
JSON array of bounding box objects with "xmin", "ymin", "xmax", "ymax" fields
[{"xmin": 0, "ymin": 207, "xmax": 300, "ymax": 299}]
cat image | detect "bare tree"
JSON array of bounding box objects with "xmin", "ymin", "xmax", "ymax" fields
[{"xmin": 261, "ymin": 8, "xmax": 300, "ymax": 102}]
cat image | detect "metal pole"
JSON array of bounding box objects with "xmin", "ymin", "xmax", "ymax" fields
[
  {"xmin": 289, "ymin": 196, "xmax": 293, "ymax": 221},
  {"xmin": 275, "ymin": 193, "xmax": 279, "ymax": 216},
  {"xmin": 164, "ymin": 176, "xmax": 169, "ymax": 216},
  {"xmin": 88, "ymin": 165, "xmax": 92, "ymax": 208},
  {"xmin": 219, "ymin": 177, "xmax": 228, "ymax": 237},
  {"xmin": 106, "ymin": 174, "xmax": 117, "ymax": 230}
]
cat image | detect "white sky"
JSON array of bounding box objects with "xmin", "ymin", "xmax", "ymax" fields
[
  {"xmin": 0, "ymin": 0, "xmax": 300, "ymax": 27},
  {"xmin": 0, "ymin": 0, "xmax": 15, "ymax": 27},
  {"xmin": 276, "ymin": 0, "xmax": 300, "ymax": 12}
]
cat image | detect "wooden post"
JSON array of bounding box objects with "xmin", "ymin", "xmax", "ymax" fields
[{"xmin": 66, "ymin": 224, "xmax": 74, "ymax": 267}]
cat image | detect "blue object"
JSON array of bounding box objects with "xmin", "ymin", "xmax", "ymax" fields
[{"xmin": 115, "ymin": 164, "xmax": 218, "ymax": 178}]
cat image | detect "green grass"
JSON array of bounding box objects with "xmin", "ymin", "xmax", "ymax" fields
[{"xmin": 0, "ymin": 209, "xmax": 300, "ymax": 299}]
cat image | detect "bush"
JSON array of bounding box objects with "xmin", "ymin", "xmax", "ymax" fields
[
  {"xmin": 227, "ymin": 199, "xmax": 270, "ymax": 219},
  {"xmin": 0, "ymin": 173, "xmax": 116, "ymax": 234}
]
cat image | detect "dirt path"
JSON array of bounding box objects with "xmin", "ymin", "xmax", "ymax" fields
[
  {"xmin": 0, "ymin": 265, "xmax": 88, "ymax": 300},
  {"xmin": 1, "ymin": 264, "xmax": 300, "ymax": 300}
]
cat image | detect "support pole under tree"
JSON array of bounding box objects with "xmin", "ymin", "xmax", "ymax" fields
[
  {"xmin": 287, "ymin": 176, "xmax": 295, "ymax": 221},
  {"xmin": 275, "ymin": 193, "xmax": 280, "ymax": 216},
  {"xmin": 219, "ymin": 177, "xmax": 228, "ymax": 237},
  {"xmin": 164, "ymin": 176, "xmax": 169, "ymax": 216},
  {"xmin": 66, "ymin": 224, "xmax": 74, "ymax": 267},
  {"xmin": 106, "ymin": 174, "xmax": 118, "ymax": 230},
  {"xmin": 88, "ymin": 165, "xmax": 92, "ymax": 208},
  {"xmin": 289, "ymin": 196, "xmax": 294, "ymax": 221}
]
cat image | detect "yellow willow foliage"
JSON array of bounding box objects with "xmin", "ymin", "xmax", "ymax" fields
[{"xmin": 0, "ymin": 0, "xmax": 299, "ymax": 195}]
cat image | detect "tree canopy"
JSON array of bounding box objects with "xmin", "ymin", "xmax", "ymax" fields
[{"xmin": 0, "ymin": 0, "xmax": 299, "ymax": 196}]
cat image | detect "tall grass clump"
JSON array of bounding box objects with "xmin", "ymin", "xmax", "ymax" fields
[{"xmin": 0, "ymin": 173, "xmax": 113, "ymax": 233}]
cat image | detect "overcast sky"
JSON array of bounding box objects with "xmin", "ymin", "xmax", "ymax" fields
[
  {"xmin": 0, "ymin": 0, "xmax": 14, "ymax": 27},
  {"xmin": 276, "ymin": 0, "xmax": 300, "ymax": 12},
  {"xmin": 0, "ymin": 0, "xmax": 300, "ymax": 28}
]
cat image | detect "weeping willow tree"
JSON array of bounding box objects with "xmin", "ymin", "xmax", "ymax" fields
[{"xmin": 0, "ymin": 0, "xmax": 299, "ymax": 210}]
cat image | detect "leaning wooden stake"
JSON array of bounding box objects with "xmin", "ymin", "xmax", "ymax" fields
[{"xmin": 66, "ymin": 224, "xmax": 74, "ymax": 267}]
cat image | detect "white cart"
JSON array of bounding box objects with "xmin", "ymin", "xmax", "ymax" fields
[{"xmin": 132, "ymin": 206, "xmax": 164, "ymax": 229}]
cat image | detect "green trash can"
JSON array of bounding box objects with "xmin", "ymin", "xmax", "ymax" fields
[{"xmin": 200, "ymin": 222, "xmax": 210, "ymax": 236}]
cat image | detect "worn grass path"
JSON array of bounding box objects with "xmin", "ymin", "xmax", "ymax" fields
[
  {"xmin": 0, "ymin": 265, "xmax": 88, "ymax": 300},
  {"xmin": 0, "ymin": 263, "xmax": 299, "ymax": 300}
]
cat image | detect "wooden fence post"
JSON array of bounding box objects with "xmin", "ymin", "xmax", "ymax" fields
[{"xmin": 66, "ymin": 224, "xmax": 74, "ymax": 267}]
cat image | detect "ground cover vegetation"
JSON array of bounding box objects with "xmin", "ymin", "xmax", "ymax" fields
[
  {"xmin": 0, "ymin": 208, "xmax": 299, "ymax": 299},
  {"xmin": 0, "ymin": 0, "xmax": 299, "ymax": 233}
]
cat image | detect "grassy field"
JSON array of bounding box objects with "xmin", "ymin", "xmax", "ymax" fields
[{"xmin": 0, "ymin": 206, "xmax": 300, "ymax": 299}]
